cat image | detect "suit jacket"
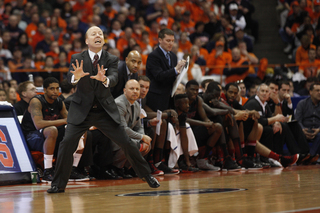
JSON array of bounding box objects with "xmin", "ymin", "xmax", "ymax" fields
[
  {"xmin": 111, "ymin": 61, "xmax": 138, "ymax": 98},
  {"xmin": 243, "ymin": 96, "xmax": 272, "ymax": 126},
  {"xmin": 67, "ymin": 50, "xmax": 120, "ymax": 125},
  {"xmin": 115, "ymin": 94, "xmax": 144, "ymax": 140},
  {"xmin": 146, "ymin": 47, "xmax": 178, "ymax": 111}
]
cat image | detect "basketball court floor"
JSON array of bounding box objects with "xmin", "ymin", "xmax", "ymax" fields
[{"xmin": 1, "ymin": 165, "xmax": 320, "ymax": 213}]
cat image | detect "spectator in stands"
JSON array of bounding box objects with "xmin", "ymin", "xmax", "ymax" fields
[
  {"xmin": 298, "ymin": 48, "xmax": 320, "ymax": 77},
  {"xmin": 204, "ymin": 11, "xmax": 222, "ymax": 39},
  {"xmin": 51, "ymin": 8, "xmax": 67, "ymax": 31},
  {"xmin": 0, "ymin": 37, "xmax": 13, "ymax": 64},
  {"xmin": 35, "ymin": 28, "xmax": 53, "ymax": 53},
  {"xmin": 146, "ymin": 0, "xmax": 165, "ymax": 26},
  {"xmin": 157, "ymin": 8, "xmax": 174, "ymax": 30},
  {"xmin": 61, "ymin": 1, "xmax": 73, "ymax": 23},
  {"xmin": 237, "ymin": 80, "xmax": 248, "ymax": 105},
  {"xmin": 49, "ymin": 16, "xmax": 63, "ymax": 42},
  {"xmin": 21, "ymin": 77, "xmax": 68, "ymax": 182},
  {"xmin": 0, "ymin": 89, "xmax": 6, "ymax": 101},
  {"xmin": 296, "ymin": 35, "xmax": 316, "ymax": 64},
  {"xmin": 189, "ymin": 21, "xmax": 210, "ymax": 45},
  {"xmin": 13, "ymin": 81, "xmax": 37, "ymax": 116},
  {"xmin": 30, "ymin": 22, "xmax": 46, "ymax": 51},
  {"xmin": 5, "ymin": 15, "xmax": 24, "ymax": 43},
  {"xmin": 8, "ymin": 47, "xmax": 23, "ymax": 72},
  {"xmin": 67, "ymin": 16, "xmax": 88, "ymax": 40},
  {"xmin": 6, "ymin": 87, "xmax": 17, "ymax": 105},
  {"xmin": 207, "ymin": 40, "xmax": 232, "ymax": 75},
  {"xmin": 296, "ymin": 82, "xmax": 320, "ymax": 164},
  {"xmin": 117, "ymin": 27, "xmax": 133, "ymax": 59},
  {"xmin": 228, "ymin": 3, "xmax": 246, "ymax": 30},
  {"xmin": 179, "ymin": 32, "xmax": 192, "ymax": 54},
  {"xmin": 17, "ymin": 32, "xmax": 33, "ymax": 58},
  {"xmin": 1, "ymin": 30, "xmax": 14, "ymax": 53},
  {"xmin": 34, "ymin": 76, "xmax": 43, "ymax": 87},
  {"xmin": 0, "ymin": 58, "xmax": 11, "ymax": 81},
  {"xmin": 223, "ymin": 47, "xmax": 249, "ymax": 84},
  {"xmin": 180, "ymin": 11, "xmax": 195, "ymax": 34},
  {"xmin": 25, "ymin": 13, "xmax": 40, "ymax": 39},
  {"xmin": 230, "ymin": 27, "xmax": 254, "ymax": 53},
  {"xmin": 146, "ymin": 28, "xmax": 186, "ymax": 112}
]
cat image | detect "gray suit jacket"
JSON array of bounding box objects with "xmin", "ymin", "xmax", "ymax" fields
[
  {"xmin": 67, "ymin": 50, "xmax": 120, "ymax": 125},
  {"xmin": 115, "ymin": 94, "xmax": 144, "ymax": 140}
]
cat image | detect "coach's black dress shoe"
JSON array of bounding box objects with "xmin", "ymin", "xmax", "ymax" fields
[
  {"xmin": 142, "ymin": 174, "xmax": 160, "ymax": 188},
  {"xmin": 47, "ymin": 186, "xmax": 65, "ymax": 193}
]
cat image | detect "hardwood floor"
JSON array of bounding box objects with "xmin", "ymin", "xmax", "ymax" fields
[{"xmin": 0, "ymin": 165, "xmax": 320, "ymax": 213}]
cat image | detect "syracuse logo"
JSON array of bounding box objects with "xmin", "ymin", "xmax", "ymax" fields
[{"xmin": 0, "ymin": 126, "xmax": 20, "ymax": 171}]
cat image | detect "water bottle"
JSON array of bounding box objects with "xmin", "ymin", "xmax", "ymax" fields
[{"xmin": 28, "ymin": 74, "xmax": 33, "ymax": 82}]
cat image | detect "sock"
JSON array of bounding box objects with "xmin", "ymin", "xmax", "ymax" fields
[
  {"xmin": 268, "ymin": 151, "xmax": 280, "ymax": 161},
  {"xmin": 153, "ymin": 148, "xmax": 163, "ymax": 164},
  {"xmin": 246, "ymin": 140, "xmax": 257, "ymax": 157},
  {"xmin": 221, "ymin": 143, "xmax": 229, "ymax": 157},
  {"xmin": 198, "ymin": 146, "xmax": 206, "ymax": 159},
  {"xmin": 73, "ymin": 153, "xmax": 82, "ymax": 167},
  {"xmin": 241, "ymin": 141, "xmax": 246, "ymax": 154},
  {"xmin": 44, "ymin": 154, "xmax": 53, "ymax": 169},
  {"xmin": 233, "ymin": 138, "xmax": 243, "ymax": 160},
  {"xmin": 204, "ymin": 144, "xmax": 213, "ymax": 159},
  {"xmin": 229, "ymin": 148, "xmax": 235, "ymax": 161},
  {"xmin": 147, "ymin": 150, "xmax": 154, "ymax": 163},
  {"xmin": 217, "ymin": 146, "xmax": 224, "ymax": 163}
]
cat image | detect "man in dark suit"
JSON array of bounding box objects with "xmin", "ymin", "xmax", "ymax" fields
[
  {"xmin": 48, "ymin": 26, "xmax": 159, "ymax": 193},
  {"xmin": 244, "ymin": 84, "xmax": 301, "ymax": 164},
  {"xmin": 111, "ymin": 50, "xmax": 141, "ymax": 98},
  {"xmin": 146, "ymin": 28, "xmax": 186, "ymax": 112}
]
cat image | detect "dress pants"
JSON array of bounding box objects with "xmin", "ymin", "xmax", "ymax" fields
[{"xmin": 51, "ymin": 110, "xmax": 151, "ymax": 189}]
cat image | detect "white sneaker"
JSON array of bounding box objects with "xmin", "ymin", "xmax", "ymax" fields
[
  {"xmin": 196, "ymin": 159, "xmax": 220, "ymax": 171},
  {"xmin": 268, "ymin": 158, "xmax": 282, "ymax": 167}
]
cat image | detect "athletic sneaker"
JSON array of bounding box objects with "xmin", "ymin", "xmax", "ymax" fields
[
  {"xmin": 239, "ymin": 157, "xmax": 263, "ymax": 170},
  {"xmin": 222, "ymin": 156, "xmax": 241, "ymax": 171},
  {"xmin": 178, "ymin": 160, "xmax": 199, "ymax": 173},
  {"xmin": 69, "ymin": 167, "xmax": 90, "ymax": 181},
  {"xmin": 149, "ymin": 163, "xmax": 164, "ymax": 176},
  {"xmin": 156, "ymin": 162, "xmax": 180, "ymax": 175},
  {"xmin": 196, "ymin": 158, "xmax": 220, "ymax": 171},
  {"xmin": 42, "ymin": 167, "xmax": 54, "ymax": 183},
  {"xmin": 280, "ymin": 154, "xmax": 299, "ymax": 168},
  {"xmin": 268, "ymin": 158, "xmax": 282, "ymax": 167}
]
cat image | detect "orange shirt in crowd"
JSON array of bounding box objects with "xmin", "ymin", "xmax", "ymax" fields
[
  {"xmin": 173, "ymin": 1, "xmax": 192, "ymax": 15},
  {"xmin": 299, "ymin": 59, "xmax": 320, "ymax": 77},
  {"xmin": 116, "ymin": 38, "xmax": 129, "ymax": 58},
  {"xmin": 30, "ymin": 32, "xmax": 45, "ymax": 51},
  {"xmin": 72, "ymin": 0, "xmax": 93, "ymax": 23},
  {"xmin": 34, "ymin": 61, "xmax": 45, "ymax": 70},
  {"xmin": 25, "ymin": 23, "xmax": 38, "ymax": 39},
  {"xmin": 180, "ymin": 20, "xmax": 195, "ymax": 33},
  {"xmin": 296, "ymin": 44, "xmax": 316, "ymax": 65},
  {"xmin": 207, "ymin": 50, "xmax": 232, "ymax": 75},
  {"xmin": 156, "ymin": 17, "xmax": 175, "ymax": 29},
  {"xmin": 240, "ymin": 96, "xmax": 248, "ymax": 106},
  {"xmin": 241, "ymin": 52, "xmax": 258, "ymax": 74},
  {"xmin": 149, "ymin": 31, "xmax": 159, "ymax": 47},
  {"xmin": 190, "ymin": 3, "xmax": 206, "ymax": 23},
  {"xmin": 8, "ymin": 60, "xmax": 23, "ymax": 72},
  {"xmin": 179, "ymin": 40, "xmax": 192, "ymax": 53},
  {"xmin": 68, "ymin": 50, "xmax": 81, "ymax": 63},
  {"xmin": 46, "ymin": 51, "xmax": 59, "ymax": 64},
  {"xmin": 108, "ymin": 31, "xmax": 125, "ymax": 40},
  {"xmin": 166, "ymin": 3, "xmax": 175, "ymax": 17},
  {"xmin": 225, "ymin": 57, "xmax": 249, "ymax": 84},
  {"xmin": 199, "ymin": 48, "xmax": 209, "ymax": 61}
]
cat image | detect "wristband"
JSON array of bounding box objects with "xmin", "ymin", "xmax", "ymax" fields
[
  {"xmin": 102, "ymin": 77, "xmax": 108, "ymax": 84},
  {"xmin": 275, "ymin": 103, "xmax": 281, "ymax": 106}
]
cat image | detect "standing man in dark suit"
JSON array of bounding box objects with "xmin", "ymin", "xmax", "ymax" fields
[
  {"xmin": 111, "ymin": 50, "xmax": 141, "ymax": 98},
  {"xmin": 146, "ymin": 28, "xmax": 186, "ymax": 112},
  {"xmin": 47, "ymin": 26, "xmax": 159, "ymax": 193}
]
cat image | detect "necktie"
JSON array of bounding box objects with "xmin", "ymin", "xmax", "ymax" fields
[
  {"xmin": 131, "ymin": 105, "xmax": 134, "ymax": 121},
  {"xmin": 166, "ymin": 53, "xmax": 171, "ymax": 66},
  {"xmin": 93, "ymin": 54, "xmax": 99, "ymax": 69}
]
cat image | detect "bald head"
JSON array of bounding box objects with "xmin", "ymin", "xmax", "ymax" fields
[
  {"xmin": 124, "ymin": 79, "xmax": 140, "ymax": 103},
  {"xmin": 125, "ymin": 50, "xmax": 142, "ymax": 74}
]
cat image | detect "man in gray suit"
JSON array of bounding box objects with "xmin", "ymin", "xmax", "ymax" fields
[
  {"xmin": 113, "ymin": 80, "xmax": 152, "ymax": 169},
  {"xmin": 47, "ymin": 26, "xmax": 159, "ymax": 193}
]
